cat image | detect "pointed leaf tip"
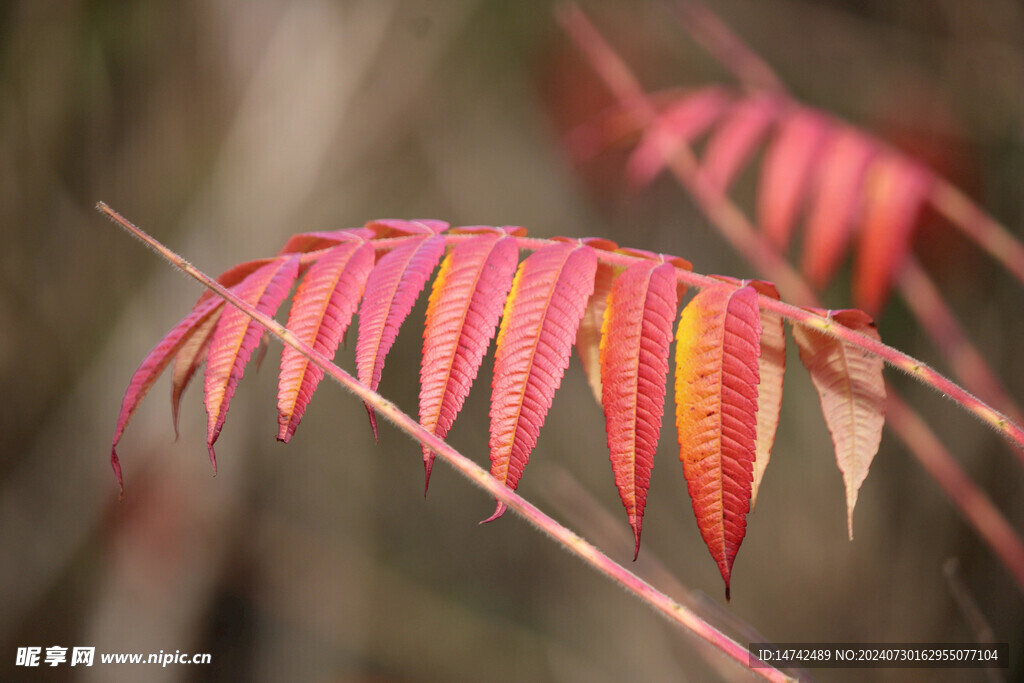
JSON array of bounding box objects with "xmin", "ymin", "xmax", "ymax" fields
[
  {"xmin": 480, "ymin": 501, "xmax": 507, "ymax": 525},
  {"xmin": 675, "ymin": 284, "xmax": 761, "ymax": 594},
  {"xmin": 422, "ymin": 446, "xmax": 434, "ymax": 497},
  {"xmin": 365, "ymin": 404, "xmax": 379, "ymax": 442},
  {"xmin": 111, "ymin": 447, "xmax": 124, "ymax": 500}
]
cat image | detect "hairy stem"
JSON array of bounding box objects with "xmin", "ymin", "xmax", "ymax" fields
[{"xmin": 98, "ymin": 202, "xmax": 795, "ymax": 682}]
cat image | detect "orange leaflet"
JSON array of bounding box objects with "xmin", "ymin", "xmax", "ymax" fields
[
  {"xmin": 487, "ymin": 241, "xmax": 598, "ymax": 521},
  {"xmin": 854, "ymin": 155, "xmax": 932, "ymax": 314},
  {"xmin": 204, "ymin": 256, "xmax": 300, "ymax": 471},
  {"xmin": 792, "ymin": 308, "xmax": 885, "ymax": 539},
  {"xmin": 600, "ymin": 260, "xmax": 679, "ymax": 558},
  {"xmin": 355, "ymin": 235, "xmax": 447, "ymax": 438},
  {"xmin": 277, "ymin": 241, "xmax": 375, "ymax": 442},
  {"xmin": 419, "ymin": 233, "xmax": 519, "ymax": 491},
  {"xmin": 675, "ymin": 284, "xmax": 761, "ymax": 600}
]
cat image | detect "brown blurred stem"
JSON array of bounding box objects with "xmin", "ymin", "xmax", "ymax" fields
[
  {"xmin": 669, "ymin": 0, "xmax": 785, "ymax": 93},
  {"xmin": 896, "ymin": 257, "xmax": 1022, "ymax": 425}
]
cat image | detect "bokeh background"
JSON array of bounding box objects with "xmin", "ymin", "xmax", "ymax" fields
[{"xmin": 2, "ymin": 1, "xmax": 1023, "ymax": 681}]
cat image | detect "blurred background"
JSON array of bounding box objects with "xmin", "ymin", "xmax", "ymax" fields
[{"xmin": 2, "ymin": 0, "xmax": 1022, "ymax": 680}]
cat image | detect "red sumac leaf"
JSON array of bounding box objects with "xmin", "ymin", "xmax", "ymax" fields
[
  {"xmin": 600, "ymin": 260, "xmax": 678, "ymax": 558},
  {"xmin": 204, "ymin": 256, "xmax": 299, "ymax": 470},
  {"xmin": 277, "ymin": 240, "xmax": 375, "ymax": 442},
  {"xmin": 854, "ymin": 155, "xmax": 932, "ymax": 314},
  {"xmin": 355, "ymin": 235, "xmax": 446, "ymax": 438},
  {"xmin": 486, "ymin": 241, "xmax": 598, "ymax": 521},
  {"xmin": 675, "ymin": 284, "xmax": 761, "ymax": 599},
  {"xmin": 757, "ymin": 107, "xmax": 828, "ymax": 249},
  {"xmin": 800, "ymin": 127, "xmax": 877, "ymax": 288},
  {"xmin": 419, "ymin": 234, "xmax": 519, "ymax": 491},
  {"xmin": 793, "ymin": 308, "xmax": 885, "ymax": 540},
  {"xmin": 701, "ymin": 93, "xmax": 779, "ymax": 193}
]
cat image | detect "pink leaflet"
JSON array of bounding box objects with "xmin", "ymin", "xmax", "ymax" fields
[
  {"xmin": 800, "ymin": 127, "xmax": 877, "ymax": 288},
  {"xmin": 701, "ymin": 93, "xmax": 780, "ymax": 193},
  {"xmin": 277, "ymin": 241, "xmax": 375, "ymax": 442},
  {"xmin": 757, "ymin": 107, "xmax": 829, "ymax": 249},
  {"xmin": 487, "ymin": 241, "xmax": 598, "ymax": 521},
  {"xmin": 355, "ymin": 235, "xmax": 447, "ymax": 438},
  {"xmin": 419, "ymin": 234, "xmax": 519, "ymax": 491},
  {"xmin": 110, "ymin": 296, "xmax": 224, "ymax": 496},
  {"xmin": 203, "ymin": 256, "xmax": 300, "ymax": 470},
  {"xmin": 853, "ymin": 155, "xmax": 932, "ymax": 314}
]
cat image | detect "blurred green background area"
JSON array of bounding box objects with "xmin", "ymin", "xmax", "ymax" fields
[{"xmin": 2, "ymin": 1, "xmax": 1022, "ymax": 681}]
